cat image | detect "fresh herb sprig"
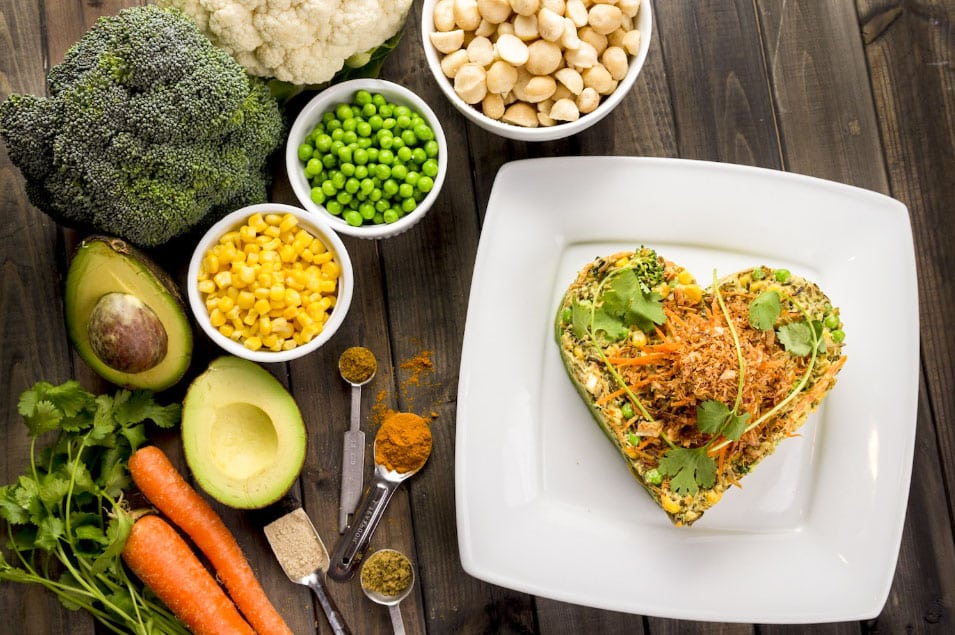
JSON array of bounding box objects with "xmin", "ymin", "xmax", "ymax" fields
[{"xmin": 0, "ymin": 380, "xmax": 186, "ymax": 635}]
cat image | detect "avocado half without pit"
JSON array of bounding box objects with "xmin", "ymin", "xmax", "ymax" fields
[
  {"xmin": 182, "ymin": 356, "xmax": 307, "ymax": 509},
  {"xmin": 64, "ymin": 236, "xmax": 193, "ymax": 391}
]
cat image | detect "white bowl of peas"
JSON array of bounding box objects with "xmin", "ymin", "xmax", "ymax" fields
[
  {"xmin": 187, "ymin": 203, "xmax": 354, "ymax": 362},
  {"xmin": 286, "ymin": 78, "xmax": 448, "ymax": 240}
]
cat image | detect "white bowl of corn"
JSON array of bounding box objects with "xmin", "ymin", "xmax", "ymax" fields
[{"xmin": 187, "ymin": 203, "xmax": 354, "ymax": 362}]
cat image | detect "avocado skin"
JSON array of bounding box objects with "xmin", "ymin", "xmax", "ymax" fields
[{"xmin": 64, "ymin": 236, "xmax": 193, "ymax": 391}]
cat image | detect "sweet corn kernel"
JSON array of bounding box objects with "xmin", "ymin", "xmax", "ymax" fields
[
  {"xmin": 203, "ymin": 254, "xmax": 220, "ymax": 275},
  {"xmin": 209, "ymin": 308, "xmax": 226, "ymax": 328},
  {"xmin": 661, "ymin": 495, "xmax": 681, "ymax": 514},
  {"xmin": 236, "ymin": 291, "xmax": 255, "ymax": 310},
  {"xmin": 279, "ymin": 213, "xmax": 298, "ymax": 233},
  {"xmin": 213, "ymin": 271, "xmax": 232, "ymax": 289},
  {"xmin": 218, "ymin": 324, "xmax": 235, "ymax": 338},
  {"xmin": 677, "ymin": 270, "xmax": 694, "ymax": 285},
  {"xmin": 244, "ymin": 336, "xmax": 263, "ymax": 351},
  {"xmin": 217, "ymin": 296, "xmax": 235, "ymax": 313},
  {"xmin": 259, "ymin": 315, "xmax": 272, "ymax": 335}
]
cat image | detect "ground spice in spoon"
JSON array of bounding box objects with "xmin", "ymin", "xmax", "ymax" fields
[
  {"xmin": 360, "ymin": 549, "xmax": 413, "ymax": 597},
  {"xmin": 374, "ymin": 412, "xmax": 432, "ymax": 474},
  {"xmin": 339, "ymin": 346, "xmax": 377, "ymax": 384}
]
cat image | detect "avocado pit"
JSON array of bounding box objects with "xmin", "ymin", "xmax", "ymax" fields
[{"xmin": 87, "ymin": 292, "xmax": 168, "ymax": 373}]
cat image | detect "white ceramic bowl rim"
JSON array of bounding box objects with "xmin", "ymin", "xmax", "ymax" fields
[
  {"xmin": 187, "ymin": 202, "xmax": 354, "ymax": 362},
  {"xmin": 285, "ymin": 78, "xmax": 448, "ymax": 239},
  {"xmin": 420, "ymin": 0, "xmax": 653, "ymax": 142}
]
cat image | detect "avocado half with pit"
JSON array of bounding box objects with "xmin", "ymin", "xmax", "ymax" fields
[
  {"xmin": 181, "ymin": 356, "xmax": 307, "ymax": 509},
  {"xmin": 65, "ymin": 236, "xmax": 192, "ymax": 391}
]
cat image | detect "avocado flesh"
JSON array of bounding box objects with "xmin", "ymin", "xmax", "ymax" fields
[
  {"xmin": 64, "ymin": 237, "xmax": 192, "ymax": 391},
  {"xmin": 181, "ymin": 356, "xmax": 306, "ymax": 509}
]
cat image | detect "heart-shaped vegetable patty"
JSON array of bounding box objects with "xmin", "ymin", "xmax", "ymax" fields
[{"xmin": 555, "ymin": 247, "xmax": 846, "ymax": 526}]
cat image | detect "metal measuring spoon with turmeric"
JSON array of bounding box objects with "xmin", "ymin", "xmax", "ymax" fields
[{"xmin": 327, "ymin": 412, "xmax": 431, "ymax": 582}]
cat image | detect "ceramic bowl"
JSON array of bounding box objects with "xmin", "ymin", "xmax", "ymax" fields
[
  {"xmin": 421, "ymin": 0, "xmax": 652, "ymax": 142},
  {"xmin": 187, "ymin": 203, "xmax": 353, "ymax": 362},
  {"xmin": 286, "ymin": 78, "xmax": 448, "ymax": 239}
]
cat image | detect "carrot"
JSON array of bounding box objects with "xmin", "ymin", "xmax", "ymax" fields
[
  {"xmin": 122, "ymin": 514, "xmax": 255, "ymax": 635},
  {"xmin": 129, "ymin": 446, "xmax": 293, "ymax": 635},
  {"xmin": 606, "ymin": 353, "xmax": 667, "ymax": 367}
]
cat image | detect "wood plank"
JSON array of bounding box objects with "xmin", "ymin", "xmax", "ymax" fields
[
  {"xmin": 654, "ymin": 0, "xmax": 781, "ymax": 167},
  {"xmin": 855, "ymin": 0, "xmax": 955, "ymax": 513},
  {"xmin": 0, "ymin": 0, "xmax": 92, "ymax": 632}
]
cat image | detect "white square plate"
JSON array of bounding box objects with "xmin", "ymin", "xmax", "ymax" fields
[{"xmin": 455, "ymin": 157, "xmax": 918, "ymax": 623}]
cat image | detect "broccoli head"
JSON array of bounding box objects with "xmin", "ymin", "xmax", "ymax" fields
[{"xmin": 0, "ymin": 5, "xmax": 286, "ymax": 247}]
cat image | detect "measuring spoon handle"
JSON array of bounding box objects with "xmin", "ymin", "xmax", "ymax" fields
[
  {"xmin": 305, "ymin": 574, "xmax": 352, "ymax": 635},
  {"xmin": 327, "ymin": 471, "xmax": 400, "ymax": 581}
]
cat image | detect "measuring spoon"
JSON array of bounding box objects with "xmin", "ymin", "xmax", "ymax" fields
[
  {"xmin": 338, "ymin": 350, "xmax": 376, "ymax": 533},
  {"xmin": 360, "ymin": 549, "xmax": 415, "ymax": 635},
  {"xmin": 327, "ymin": 443, "xmax": 430, "ymax": 581}
]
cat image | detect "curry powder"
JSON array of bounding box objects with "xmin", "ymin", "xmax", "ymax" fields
[{"xmin": 374, "ymin": 412, "xmax": 432, "ymax": 473}]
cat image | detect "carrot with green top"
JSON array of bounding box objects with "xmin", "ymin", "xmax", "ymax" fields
[
  {"xmin": 122, "ymin": 514, "xmax": 255, "ymax": 635},
  {"xmin": 129, "ymin": 445, "xmax": 293, "ymax": 635}
]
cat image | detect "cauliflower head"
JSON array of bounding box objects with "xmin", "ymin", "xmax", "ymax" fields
[{"xmin": 161, "ymin": 0, "xmax": 414, "ymax": 85}]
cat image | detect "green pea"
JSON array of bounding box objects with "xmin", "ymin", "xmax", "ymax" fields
[
  {"xmin": 401, "ymin": 129, "xmax": 417, "ymax": 146},
  {"xmin": 645, "ymin": 468, "xmax": 663, "ymax": 486},
  {"xmin": 831, "ymin": 329, "xmax": 845, "ymax": 343},
  {"xmin": 361, "ymin": 102, "xmax": 376, "ymax": 118},
  {"xmin": 342, "ymin": 130, "xmax": 358, "ymax": 145},
  {"xmin": 382, "ymin": 116, "xmax": 396, "ymax": 129},
  {"xmin": 369, "ymin": 188, "xmax": 382, "ymax": 202},
  {"xmin": 340, "ymin": 162, "xmax": 355, "ymax": 177},
  {"xmin": 342, "ymin": 118, "xmax": 357, "ymax": 133},
  {"xmin": 336, "ymin": 191, "xmax": 352, "ymax": 205},
  {"xmin": 375, "ymin": 163, "xmax": 392, "ymax": 180},
  {"xmin": 397, "ymin": 146, "xmax": 413, "ymax": 163},
  {"xmin": 321, "ymin": 180, "xmax": 337, "ymax": 197},
  {"xmin": 337, "ymin": 146, "xmax": 353, "ymax": 163},
  {"xmin": 355, "ymin": 90, "xmax": 373, "ymax": 106},
  {"xmin": 391, "ymin": 163, "xmax": 408, "ymax": 180},
  {"xmin": 326, "ymin": 200, "xmax": 343, "ymax": 215},
  {"xmin": 379, "ymin": 134, "xmax": 394, "ymax": 149},
  {"xmin": 824, "ymin": 314, "xmax": 840, "ymax": 330},
  {"xmin": 304, "ymin": 158, "xmax": 322, "ymax": 177},
  {"xmin": 751, "ymin": 267, "xmax": 765, "ymax": 280},
  {"xmin": 411, "ymin": 147, "xmax": 427, "ymax": 165},
  {"xmin": 321, "ymin": 153, "xmax": 337, "ymax": 169},
  {"xmin": 378, "ymin": 149, "xmax": 394, "ymax": 165},
  {"xmin": 379, "ymin": 104, "xmax": 393, "ymax": 118},
  {"xmin": 424, "ymin": 139, "xmax": 439, "ymax": 157},
  {"xmin": 417, "ymin": 175, "xmax": 434, "ymax": 193},
  {"xmin": 353, "ymin": 148, "xmax": 369, "ymax": 165},
  {"xmin": 401, "ymin": 197, "xmax": 416, "ymax": 213},
  {"xmin": 344, "ymin": 209, "xmax": 363, "ymax": 226},
  {"xmin": 621, "ymin": 402, "xmax": 635, "ymax": 419},
  {"xmin": 331, "ymin": 171, "xmax": 346, "ymax": 189},
  {"xmin": 357, "ymin": 137, "xmax": 373, "ymax": 149},
  {"xmin": 405, "ymin": 171, "xmax": 419, "ymax": 187},
  {"xmin": 326, "ymin": 118, "xmax": 342, "ymax": 131},
  {"xmin": 774, "ymin": 268, "xmax": 791, "ymax": 283},
  {"xmin": 421, "ymin": 159, "xmax": 439, "ymax": 177},
  {"xmin": 390, "ymin": 136, "xmax": 405, "ymax": 150},
  {"xmin": 398, "ymin": 183, "xmax": 414, "ymax": 199},
  {"xmin": 354, "ymin": 165, "xmax": 369, "ymax": 179},
  {"xmin": 394, "ymin": 105, "xmax": 411, "ymax": 118},
  {"xmin": 359, "ymin": 202, "xmax": 376, "ymax": 220},
  {"xmin": 297, "ymin": 144, "xmax": 313, "ymax": 162},
  {"xmin": 383, "ymin": 179, "xmax": 399, "ymax": 196},
  {"xmin": 396, "ymin": 114, "xmax": 411, "ymax": 130},
  {"xmin": 356, "ymin": 121, "xmax": 372, "ymax": 137},
  {"xmin": 372, "ymin": 93, "xmax": 386, "ymax": 107},
  {"xmin": 360, "ymin": 178, "xmax": 375, "ymax": 194},
  {"xmin": 366, "ymin": 147, "xmax": 379, "ymax": 162},
  {"xmin": 383, "ymin": 208, "xmax": 399, "ymax": 224},
  {"xmin": 345, "ymin": 177, "xmax": 360, "ymax": 194},
  {"xmin": 375, "ymin": 199, "xmax": 390, "ymax": 212},
  {"xmin": 322, "ymin": 111, "xmax": 336, "ymax": 125},
  {"xmin": 368, "ymin": 114, "xmax": 384, "ymax": 131},
  {"xmin": 309, "ymin": 187, "xmax": 326, "ymax": 205},
  {"xmin": 335, "ymin": 103, "xmax": 353, "ymax": 120},
  {"xmin": 414, "ymin": 123, "xmax": 434, "ymax": 141}
]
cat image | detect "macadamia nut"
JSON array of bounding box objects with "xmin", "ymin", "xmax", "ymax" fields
[
  {"xmin": 486, "ymin": 60, "xmax": 519, "ymax": 93},
  {"xmin": 525, "ymin": 39, "xmax": 563, "ymax": 75},
  {"xmin": 454, "ymin": 63, "xmax": 489, "ymax": 104},
  {"xmin": 454, "ymin": 0, "xmax": 483, "ymax": 30},
  {"xmin": 478, "ymin": 0, "xmax": 512, "ymax": 23},
  {"xmin": 502, "ymin": 101, "xmax": 539, "ymax": 127}
]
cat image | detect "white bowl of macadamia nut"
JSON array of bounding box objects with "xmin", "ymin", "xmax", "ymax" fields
[{"xmin": 422, "ymin": 0, "xmax": 651, "ymax": 142}]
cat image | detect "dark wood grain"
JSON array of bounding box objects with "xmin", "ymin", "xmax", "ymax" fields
[{"xmin": 2, "ymin": 0, "xmax": 953, "ymax": 633}]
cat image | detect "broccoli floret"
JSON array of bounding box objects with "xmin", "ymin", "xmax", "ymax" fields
[{"xmin": 0, "ymin": 5, "xmax": 285, "ymax": 247}]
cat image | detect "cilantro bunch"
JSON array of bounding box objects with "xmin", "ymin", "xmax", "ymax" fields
[{"xmin": 0, "ymin": 381, "xmax": 187, "ymax": 634}]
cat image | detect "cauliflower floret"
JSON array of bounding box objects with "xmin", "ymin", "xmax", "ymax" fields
[{"xmin": 161, "ymin": 0, "xmax": 414, "ymax": 85}]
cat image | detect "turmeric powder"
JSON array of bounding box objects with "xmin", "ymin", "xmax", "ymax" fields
[{"xmin": 374, "ymin": 412, "xmax": 432, "ymax": 474}]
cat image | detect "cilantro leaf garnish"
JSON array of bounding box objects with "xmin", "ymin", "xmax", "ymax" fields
[
  {"xmin": 658, "ymin": 447, "xmax": 717, "ymax": 496},
  {"xmin": 593, "ymin": 269, "xmax": 665, "ymax": 340},
  {"xmin": 696, "ymin": 399, "xmax": 750, "ymax": 442},
  {"xmin": 777, "ymin": 321, "xmax": 813, "ymax": 356},
  {"xmin": 749, "ymin": 290, "xmax": 781, "ymax": 331}
]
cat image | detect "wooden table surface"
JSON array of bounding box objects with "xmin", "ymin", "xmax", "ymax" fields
[{"xmin": 2, "ymin": 1, "xmax": 953, "ymax": 633}]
